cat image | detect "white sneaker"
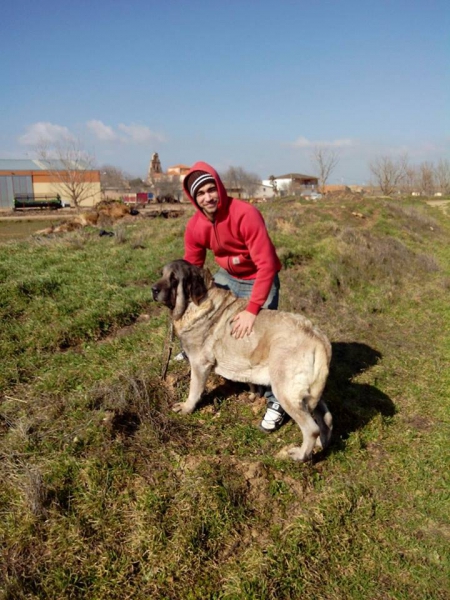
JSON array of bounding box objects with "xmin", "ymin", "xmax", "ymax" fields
[{"xmin": 259, "ymin": 401, "xmax": 286, "ymax": 433}]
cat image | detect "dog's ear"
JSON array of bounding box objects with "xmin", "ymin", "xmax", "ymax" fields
[
  {"xmin": 188, "ymin": 269, "xmax": 208, "ymax": 306},
  {"xmin": 202, "ymin": 267, "xmax": 215, "ymax": 290},
  {"xmin": 172, "ymin": 278, "xmax": 187, "ymax": 320}
]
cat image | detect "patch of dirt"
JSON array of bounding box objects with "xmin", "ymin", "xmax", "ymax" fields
[
  {"xmin": 180, "ymin": 455, "xmax": 271, "ymax": 504},
  {"xmin": 250, "ymin": 395, "xmax": 266, "ymax": 415},
  {"xmin": 402, "ymin": 414, "xmax": 434, "ymax": 431},
  {"xmin": 99, "ymin": 313, "xmax": 152, "ymax": 345},
  {"xmin": 420, "ymin": 520, "xmax": 450, "ymax": 541},
  {"xmin": 110, "ymin": 411, "xmax": 141, "ymax": 438},
  {"xmin": 426, "ymin": 199, "xmax": 450, "ymax": 214},
  {"xmin": 365, "ymin": 441, "xmax": 389, "ymax": 468}
]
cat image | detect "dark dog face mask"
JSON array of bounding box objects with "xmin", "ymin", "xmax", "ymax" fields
[{"xmin": 152, "ymin": 260, "xmax": 209, "ymax": 320}]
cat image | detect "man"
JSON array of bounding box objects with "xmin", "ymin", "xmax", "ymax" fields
[{"xmin": 181, "ymin": 161, "xmax": 286, "ymax": 432}]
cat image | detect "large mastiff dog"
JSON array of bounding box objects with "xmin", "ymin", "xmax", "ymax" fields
[{"xmin": 152, "ymin": 260, "xmax": 333, "ymax": 462}]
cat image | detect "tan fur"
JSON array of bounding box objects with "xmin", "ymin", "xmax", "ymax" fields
[{"xmin": 152, "ymin": 260, "xmax": 333, "ymax": 462}]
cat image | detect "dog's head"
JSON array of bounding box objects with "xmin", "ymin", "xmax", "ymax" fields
[{"xmin": 152, "ymin": 259, "xmax": 213, "ymax": 320}]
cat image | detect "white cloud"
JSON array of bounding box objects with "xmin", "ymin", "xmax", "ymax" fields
[
  {"xmin": 118, "ymin": 123, "xmax": 165, "ymax": 144},
  {"xmin": 85, "ymin": 120, "xmax": 165, "ymax": 145},
  {"xmin": 87, "ymin": 119, "xmax": 117, "ymax": 141},
  {"xmin": 19, "ymin": 122, "xmax": 74, "ymax": 146},
  {"xmin": 291, "ymin": 136, "xmax": 354, "ymax": 149}
]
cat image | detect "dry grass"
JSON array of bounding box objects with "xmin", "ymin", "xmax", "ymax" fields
[{"xmin": 0, "ymin": 196, "xmax": 449, "ymax": 599}]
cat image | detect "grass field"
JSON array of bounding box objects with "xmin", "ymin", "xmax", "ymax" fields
[
  {"xmin": 0, "ymin": 197, "xmax": 449, "ymax": 599},
  {"xmin": 0, "ymin": 219, "xmax": 61, "ymax": 242}
]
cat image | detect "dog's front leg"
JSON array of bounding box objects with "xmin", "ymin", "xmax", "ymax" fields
[{"xmin": 172, "ymin": 361, "xmax": 212, "ymax": 415}]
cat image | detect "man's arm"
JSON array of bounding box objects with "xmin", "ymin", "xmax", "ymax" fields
[
  {"xmin": 184, "ymin": 218, "xmax": 207, "ymax": 267},
  {"xmin": 239, "ymin": 207, "xmax": 280, "ymax": 315}
]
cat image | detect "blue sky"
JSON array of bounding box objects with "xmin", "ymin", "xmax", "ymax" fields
[{"xmin": 1, "ymin": 0, "xmax": 449, "ymax": 183}]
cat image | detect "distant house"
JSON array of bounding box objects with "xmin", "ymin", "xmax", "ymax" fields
[
  {"xmin": 223, "ymin": 183, "xmax": 275, "ymax": 201},
  {"xmin": 253, "ymin": 182, "xmax": 275, "ymax": 200},
  {"xmin": 0, "ymin": 159, "xmax": 101, "ymax": 209},
  {"xmin": 263, "ymin": 173, "xmax": 319, "ymax": 196},
  {"xmin": 167, "ymin": 164, "xmax": 191, "ymax": 180}
]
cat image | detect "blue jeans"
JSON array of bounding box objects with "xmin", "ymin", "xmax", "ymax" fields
[
  {"xmin": 213, "ymin": 269, "xmax": 280, "ymax": 310},
  {"xmin": 213, "ymin": 268, "xmax": 280, "ymax": 406}
]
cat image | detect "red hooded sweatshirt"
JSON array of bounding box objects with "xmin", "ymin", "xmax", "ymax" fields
[{"xmin": 183, "ymin": 161, "xmax": 281, "ymax": 315}]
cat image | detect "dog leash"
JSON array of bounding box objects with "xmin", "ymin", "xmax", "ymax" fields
[{"xmin": 161, "ymin": 321, "xmax": 175, "ymax": 380}]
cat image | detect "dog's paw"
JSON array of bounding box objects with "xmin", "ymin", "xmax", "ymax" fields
[
  {"xmin": 275, "ymin": 444, "xmax": 297, "ymax": 460},
  {"xmin": 248, "ymin": 383, "xmax": 265, "ymax": 400},
  {"xmin": 276, "ymin": 443, "xmax": 316, "ymax": 462},
  {"xmin": 287, "ymin": 446, "xmax": 312, "ymax": 463},
  {"xmin": 172, "ymin": 402, "xmax": 193, "ymax": 415}
]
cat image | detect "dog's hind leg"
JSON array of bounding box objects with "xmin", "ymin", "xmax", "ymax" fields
[
  {"xmin": 172, "ymin": 360, "xmax": 212, "ymax": 415},
  {"xmin": 287, "ymin": 397, "xmax": 321, "ymax": 462},
  {"xmin": 273, "ymin": 385, "xmax": 321, "ymax": 462},
  {"xmin": 313, "ymin": 399, "xmax": 333, "ymax": 449}
]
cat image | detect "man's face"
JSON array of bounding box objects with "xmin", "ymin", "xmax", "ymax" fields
[{"xmin": 195, "ymin": 182, "xmax": 219, "ymax": 218}]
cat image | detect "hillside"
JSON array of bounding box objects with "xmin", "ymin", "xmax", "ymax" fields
[{"xmin": 0, "ymin": 196, "xmax": 449, "ymax": 599}]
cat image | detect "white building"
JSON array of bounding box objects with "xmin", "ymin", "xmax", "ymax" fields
[{"xmin": 263, "ymin": 173, "xmax": 319, "ymax": 196}]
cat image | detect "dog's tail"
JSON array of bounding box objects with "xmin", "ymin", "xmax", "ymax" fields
[
  {"xmin": 308, "ymin": 340, "xmax": 330, "ymax": 405},
  {"xmin": 307, "ymin": 340, "xmax": 332, "ymax": 449}
]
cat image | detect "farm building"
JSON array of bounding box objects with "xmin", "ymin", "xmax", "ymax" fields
[
  {"xmin": 263, "ymin": 173, "xmax": 319, "ymax": 196},
  {"xmin": 0, "ymin": 159, "xmax": 102, "ymax": 210},
  {"xmin": 167, "ymin": 164, "xmax": 191, "ymax": 179}
]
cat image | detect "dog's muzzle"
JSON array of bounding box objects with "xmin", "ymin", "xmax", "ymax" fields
[{"xmin": 151, "ymin": 285, "xmax": 160, "ymax": 301}]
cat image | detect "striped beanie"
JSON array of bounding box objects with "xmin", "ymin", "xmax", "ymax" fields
[{"xmin": 186, "ymin": 170, "xmax": 215, "ymax": 199}]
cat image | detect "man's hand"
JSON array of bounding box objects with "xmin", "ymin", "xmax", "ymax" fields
[{"xmin": 230, "ymin": 310, "xmax": 257, "ymax": 339}]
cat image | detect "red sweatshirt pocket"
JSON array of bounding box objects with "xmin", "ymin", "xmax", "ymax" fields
[{"xmin": 226, "ymin": 254, "xmax": 256, "ymax": 276}]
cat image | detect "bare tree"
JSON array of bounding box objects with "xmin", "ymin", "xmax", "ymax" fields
[
  {"xmin": 100, "ymin": 164, "xmax": 130, "ymax": 189},
  {"xmin": 150, "ymin": 175, "xmax": 182, "ymax": 203},
  {"xmin": 128, "ymin": 177, "xmax": 149, "ymax": 191},
  {"xmin": 434, "ymin": 159, "xmax": 450, "ymax": 195},
  {"xmin": 403, "ymin": 164, "xmax": 419, "ymax": 195},
  {"xmin": 311, "ymin": 148, "xmax": 340, "ymax": 194},
  {"xmin": 417, "ymin": 162, "xmax": 435, "ymax": 197},
  {"xmin": 220, "ymin": 166, "xmax": 261, "ymax": 198},
  {"xmin": 369, "ymin": 154, "xmax": 408, "ymax": 196},
  {"xmin": 36, "ymin": 140, "xmax": 98, "ymax": 211}
]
